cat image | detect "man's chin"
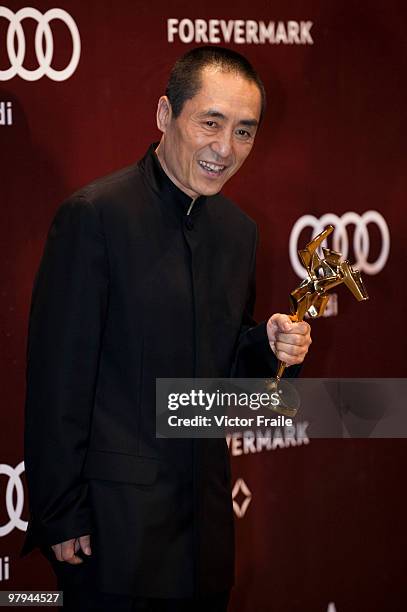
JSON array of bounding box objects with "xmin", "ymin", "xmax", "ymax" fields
[
  {"xmin": 201, "ymin": 187, "xmax": 222, "ymax": 197},
  {"xmin": 195, "ymin": 179, "xmax": 227, "ymax": 197}
]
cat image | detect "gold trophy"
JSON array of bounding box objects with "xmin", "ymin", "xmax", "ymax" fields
[{"xmin": 268, "ymin": 224, "xmax": 369, "ymax": 417}]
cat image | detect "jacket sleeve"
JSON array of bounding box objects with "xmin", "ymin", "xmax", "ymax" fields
[
  {"xmin": 21, "ymin": 195, "xmax": 109, "ymax": 556},
  {"xmin": 231, "ymin": 223, "xmax": 301, "ymax": 378}
]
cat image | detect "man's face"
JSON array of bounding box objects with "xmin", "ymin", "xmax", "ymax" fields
[{"xmin": 156, "ymin": 66, "xmax": 262, "ymax": 198}]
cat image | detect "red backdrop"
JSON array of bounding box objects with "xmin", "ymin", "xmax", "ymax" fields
[{"xmin": 1, "ymin": 1, "xmax": 406, "ymax": 610}]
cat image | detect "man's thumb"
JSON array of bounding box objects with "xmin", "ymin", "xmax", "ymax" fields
[{"xmin": 79, "ymin": 534, "xmax": 92, "ymax": 555}]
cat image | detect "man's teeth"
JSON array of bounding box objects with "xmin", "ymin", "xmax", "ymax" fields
[{"xmin": 198, "ymin": 160, "xmax": 225, "ymax": 173}]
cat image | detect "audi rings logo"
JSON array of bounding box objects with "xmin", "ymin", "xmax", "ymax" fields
[
  {"xmin": 0, "ymin": 7, "xmax": 81, "ymax": 81},
  {"xmin": 0, "ymin": 462, "xmax": 27, "ymax": 537},
  {"xmin": 289, "ymin": 211, "xmax": 390, "ymax": 278}
]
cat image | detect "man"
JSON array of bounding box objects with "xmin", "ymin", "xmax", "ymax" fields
[{"xmin": 21, "ymin": 46, "xmax": 311, "ymax": 611}]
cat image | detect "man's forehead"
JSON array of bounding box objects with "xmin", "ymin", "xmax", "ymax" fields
[
  {"xmin": 198, "ymin": 65, "xmax": 259, "ymax": 95},
  {"xmin": 189, "ymin": 67, "xmax": 261, "ymax": 120}
]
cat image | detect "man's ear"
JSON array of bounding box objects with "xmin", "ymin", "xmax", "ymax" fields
[{"xmin": 156, "ymin": 96, "xmax": 173, "ymax": 133}]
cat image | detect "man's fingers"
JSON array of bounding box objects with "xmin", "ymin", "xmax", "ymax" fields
[
  {"xmin": 51, "ymin": 537, "xmax": 91, "ymax": 564},
  {"xmin": 275, "ymin": 341, "xmax": 306, "ymax": 359},
  {"xmin": 267, "ymin": 314, "xmax": 310, "ymax": 337},
  {"xmin": 51, "ymin": 539, "xmax": 78, "ymax": 563},
  {"xmin": 61, "ymin": 539, "xmax": 83, "ymax": 564},
  {"xmin": 276, "ymin": 351, "xmax": 302, "ymax": 365},
  {"xmin": 267, "ymin": 313, "xmax": 312, "ymax": 364},
  {"xmin": 274, "ymin": 346, "xmax": 307, "ymax": 365},
  {"xmin": 275, "ymin": 332, "xmax": 310, "ymax": 346},
  {"xmin": 277, "ymin": 342, "xmax": 304, "ymax": 356}
]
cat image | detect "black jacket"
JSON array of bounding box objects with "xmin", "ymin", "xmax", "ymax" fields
[{"xmin": 21, "ymin": 143, "xmax": 283, "ymax": 597}]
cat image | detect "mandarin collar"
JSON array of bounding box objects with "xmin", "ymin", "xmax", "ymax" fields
[{"xmin": 138, "ymin": 142, "xmax": 208, "ymax": 216}]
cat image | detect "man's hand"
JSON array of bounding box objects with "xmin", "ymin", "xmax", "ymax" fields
[
  {"xmin": 51, "ymin": 534, "xmax": 92, "ymax": 564},
  {"xmin": 267, "ymin": 313, "xmax": 312, "ymax": 366}
]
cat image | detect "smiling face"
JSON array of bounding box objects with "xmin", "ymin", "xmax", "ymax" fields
[{"xmin": 155, "ymin": 66, "xmax": 262, "ymax": 198}]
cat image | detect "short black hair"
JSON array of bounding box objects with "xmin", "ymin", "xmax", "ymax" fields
[{"xmin": 165, "ymin": 46, "xmax": 266, "ymax": 123}]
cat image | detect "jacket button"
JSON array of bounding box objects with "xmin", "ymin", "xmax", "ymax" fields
[{"xmin": 185, "ymin": 217, "xmax": 194, "ymax": 230}]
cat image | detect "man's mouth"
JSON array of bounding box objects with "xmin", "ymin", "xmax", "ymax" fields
[{"xmin": 198, "ymin": 160, "xmax": 227, "ymax": 176}]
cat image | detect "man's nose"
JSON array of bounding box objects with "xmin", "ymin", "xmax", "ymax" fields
[{"xmin": 211, "ymin": 130, "xmax": 233, "ymax": 159}]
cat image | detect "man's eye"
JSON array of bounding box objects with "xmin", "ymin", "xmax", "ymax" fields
[
  {"xmin": 236, "ymin": 129, "xmax": 251, "ymax": 138},
  {"xmin": 206, "ymin": 120, "xmax": 216, "ymax": 127}
]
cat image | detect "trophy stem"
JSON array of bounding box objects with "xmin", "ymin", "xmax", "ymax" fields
[
  {"xmin": 275, "ymin": 314, "xmax": 299, "ymax": 382},
  {"xmin": 276, "ymin": 360, "xmax": 286, "ymax": 382}
]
